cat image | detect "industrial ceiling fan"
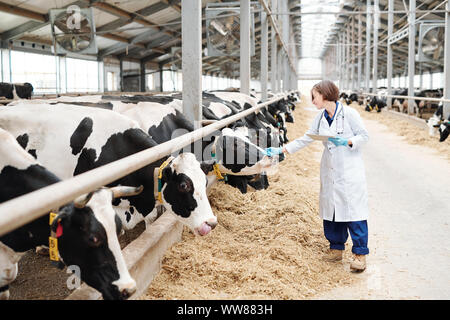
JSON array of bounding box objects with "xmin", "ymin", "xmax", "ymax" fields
[
  {"xmin": 205, "ymin": 3, "xmax": 255, "ymax": 57},
  {"xmin": 418, "ymin": 22, "xmax": 445, "ymax": 62},
  {"xmin": 49, "ymin": 7, "xmax": 98, "ymax": 55}
]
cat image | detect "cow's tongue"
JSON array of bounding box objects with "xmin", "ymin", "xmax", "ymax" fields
[{"xmin": 197, "ymin": 222, "xmax": 212, "ymax": 236}]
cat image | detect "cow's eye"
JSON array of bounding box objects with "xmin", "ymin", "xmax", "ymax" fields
[
  {"xmin": 88, "ymin": 235, "xmax": 102, "ymax": 247},
  {"xmin": 178, "ymin": 181, "xmax": 191, "ymax": 192}
]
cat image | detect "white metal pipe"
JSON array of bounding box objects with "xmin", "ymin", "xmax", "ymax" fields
[
  {"xmin": 361, "ymin": 92, "xmax": 450, "ymax": 103},
  {"xmin": 338, "ymin": 34, "xmax": 342, "ymax": 87},
  {"xmin": 277, "ymin": 49, "xmax": 282, "ymax": 91},
  {"xmin": 240, "ymin": 0, "xmax": 251, "ymax": 94},
  {"xmin": 182, "ymin": 0, "xmax": 202, "ymax": 128},
  {"xmin": 358, "ymin": 14, "xmax": 362, "ymax": 89},
  {"xmin": 282, "ymin": 0, "xmax": 289, "ymax": 92},
  {"xmin": 387, "ymin": 0, "xmax": 393, "ymax": 108},
  {"xmin": 270, "ymin": 9, "xmax": 447, "ymax": 15},
  {"xmin": 351, "ymin": 17, "xmax": 355, "ymax": 91},
  {"xmin": 372, "ymin": 0, "xmax": 379, "ymax": 93},
  {"xmin": 260, "ymin": 11, "xmax": 268, "ymax": 101},
  {"xmin": 408, "ymin": 0, "xmax": 416, "ymax": 115},
  {"xmin": 346, "ymin": 24, "xmax": 351, "ymax": 90},
  {"xmin": 0, "ymin": 93, "xmax": 295, "ymax": 237},
  {"xmin": 270, "ymin": 0, "xmax": 277, "ymax": 93},
  {"xmin": 444, "ymin": 0, "xmax": 450, "ymax": 119},
  {"xmin": 365, "ymin": 1, "xmax": 372, "ymax": 92}
]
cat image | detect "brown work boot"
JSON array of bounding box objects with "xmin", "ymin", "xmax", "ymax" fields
[
  {"xmin": 322, "ymin": 249, "xmax": 343, "ymax": 262},
  {"xmin": 350, "ymin": 254, "xmax": 366, "ymax": 272}
]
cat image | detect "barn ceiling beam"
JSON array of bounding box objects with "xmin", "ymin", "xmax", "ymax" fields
[
  {"xmin": 0, "ymin": 0, "xmax": 87, "ymax": 41},
  {"xmin": 91, "ymin": 0, "xmax": 179, "ymax": 39},
  {"xmin": 95, "ymin": 1, "xmax": 176, "ymax": 33},
  {"xmin": 0, "ymin": 1, "xmax": 47, "ymax": 22}
]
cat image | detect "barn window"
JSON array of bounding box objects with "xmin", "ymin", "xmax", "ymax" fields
[
  {"xmin": 107, "ymin": 71, "xmax": 117, "ymax": 91},
  {"xmin": 10, "ymin": 50, "xmax": 56, "ymax": 94},
  {"xmin": 66, "ymin": 58, "xmax": 99, "ymax": 93}
]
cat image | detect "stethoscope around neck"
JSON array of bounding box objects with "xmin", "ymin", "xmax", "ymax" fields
[{"xmin": 317, "ymin": 102, "xmax": 345, "ymax": 135}]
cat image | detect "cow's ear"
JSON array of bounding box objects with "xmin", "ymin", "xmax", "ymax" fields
[
  {"xmin": 200, "ymin": 160, "xmax": 215, "ymax": 175},
  {"xmin": 161, "ymin": 166, "xmax": 173, "ymax": 182},
  {"xmin": 50, "ymin": 205, "xmax": 72, "ymax": 235}
]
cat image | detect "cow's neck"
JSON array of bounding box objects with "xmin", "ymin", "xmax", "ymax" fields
[{"xmin": 0, "ymin": 215, "xmax": 49, "ymax": 252}]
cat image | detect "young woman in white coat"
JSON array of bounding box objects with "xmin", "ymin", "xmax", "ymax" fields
[{"xmin": 265, "ymin": 80, "xmax": 370, "ymax": 272}]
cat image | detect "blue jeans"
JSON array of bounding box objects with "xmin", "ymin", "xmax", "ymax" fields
[{"xmin": 323, "ymin": 214, "xmax": 369, "ymax": 255}]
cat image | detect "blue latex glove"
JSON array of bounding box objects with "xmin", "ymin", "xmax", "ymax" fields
[
  {"xmin": 263, "ymin": 147, "xmax": 283, "ymax": 157},
  {"xmin": 328, "ymin": 137, "xmax": 348, "ymax": 147}
]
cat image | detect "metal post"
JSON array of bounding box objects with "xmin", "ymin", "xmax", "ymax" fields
[
  {"xmin": 182, "ymin": 0, "xmax": 202, "ymax": 129},
  {"xmin": 429, "ymin": 69, "xmax": 433, "ymax": 89},
  {"xmin": 346, "ymin": 23, "xmax": 350, "ymax": 90},
  {"xmin": 277, "ymin": 49, "xmax": 282, "ymax": 91},
  {"xmin": 387, "ymin": 0, "xmax": 393, "ymax": 108},
  {"xmin": 408, "ymin": 0, "xmax": 416, "ymax": 114},
  {"xmin": 351, "ymin": 17, "xmax": 355, "ymax": 91},
  {"xmin": 342, "ymin": 31, "xmax": 346, "ymax": 89},
  {"xmin": 338, "ymin": 34, "xmax": 342, "ymax": 87},
  {"xmin": 261, "ymin": 11, "xmax": 268, "ymax": 101},
  {"xmin": 159, "ymin": 65, "xmax": 164, "ymax": 92},
  {"xmin": 119, "ymin": 58, "xmax": 124, "ymax": 92},
  {"xmin": 140, "ymin": 61, "xmax": 146, "ymax": 92},
  {"xmin": 271, "ymin": 23, "xmax": 277, "ymax": 92},
  {"xmin": 358, "ymin": 13, "xmax": 362, "ymax": 89},
  {"xmin": 365, "ymin": 0, "xmax": 372, "ymax": 92},
  {"xmin": 282, "ymin": 0, "xmax": 289, "ymax": 92},
  {"xmin": 443, "ymin": 0, "xmax": 450, "ymax": 119},
  {"xmin": 240, "ymin": 0, "xmax": 251, "ymax": 95},
  {"xmin": 372, "ymin": 0, "xmax": 379, "ymax": 93},
  {"xmin": 419, "ymin": 66, "xmax": 423, "ymax": 90}
]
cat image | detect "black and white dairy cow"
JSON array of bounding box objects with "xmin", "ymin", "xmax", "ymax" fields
[
  {"xmin": 365, "ymin": 90, "xmax": 387, "ymax": 112},
  {"xmin": 0, "ymin": 241, "xmax": 20, "ymax": 300},
  {"xmin": 250, "ymin": 92, "xmax": 292, "ymax": 143},
  {"xmin": 204, "ymin": 91, "xmax": 284, "ymax": 192},
  {"xmin": 0, "ymin": 104, "xmax": 217, "ymax": 236},
  {"xmin": 207, "ymin": 90, "xmax": 284, "ymax": 148},
  {"xmin": 0, "ymin": 82, "xmax": 33, "ymax": 99},
  {"xmin": 0, "ymin": 128, "xmax": 143, "ymax": 300},
  {"xmin": 427, "ymin": 103, "xmax": 450, "ymax": 142}
]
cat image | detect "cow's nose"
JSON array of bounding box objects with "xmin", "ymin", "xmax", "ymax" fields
[
  {"xmin": 207, "ymin": 219, "xmax": 218, "ymax": 230},
  {"xmin": 120, "ymin": 286, "xmax": 136, "ymax": 300},
  {"xmin": 116, "ymin": 278, "xmax": 136, "ymax": 299}
]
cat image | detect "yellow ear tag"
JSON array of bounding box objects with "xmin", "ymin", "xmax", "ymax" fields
[
  {"xmin": 49, "ymin": 236, "xmax": 60, "ymax": 261},
  {"xmin": 49, "ymin": 212, "xmax": 57, "ymax": 226},
  {"xmin": 49, "ymin": 212, "xmax": 59, "ymax": 261},
  {"xmin": 157, "ymin": 157, "xmax": 174, "ymax": 204},
  {"xmin": 213, "ymin": 164, "xmax": 225, "ymax": 180}
]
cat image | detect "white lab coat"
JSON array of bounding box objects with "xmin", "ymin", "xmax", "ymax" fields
[{"xmin": 285, "ymin": 102, "xmax": 369, "ymax": 222}]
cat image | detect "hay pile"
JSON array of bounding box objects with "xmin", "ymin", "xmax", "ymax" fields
[
  {"xmin": 141, "ymin": 97, "xmax": 356, "ymax": 300},
  {"xmin": 352, "ymin": 103, "xmax": 450, "ymax": 162}
]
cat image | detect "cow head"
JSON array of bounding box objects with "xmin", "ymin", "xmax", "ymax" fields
[
  {"xmin": 427, "ymin": 114, "xmax": 441, "ymax": 136},
  {"xmin": 439, "ymin": 120, "xmax": 450, "ymax": 142},
  {"xmin": 0, "ymin": 242, "xmax": 21, "ymax": 300},
  {"xmin": 53, "ymin": 186, "xmax": 142, "ymax": 300},
  {"xmin": 212, "ymin": 128, "xmax": 279, "ymax": 176},
  {"xmin": 159, "ymin": 152, "xmax": 217, "ymax": 236}
]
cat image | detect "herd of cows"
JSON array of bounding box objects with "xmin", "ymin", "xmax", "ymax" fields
[
  {"xmin": 339, "ymin": 88, "xmax": 450, "ymax": 142},
  {"xmin": 0, "ymin": 83, "xmax": 299, "ymax": 300}
]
